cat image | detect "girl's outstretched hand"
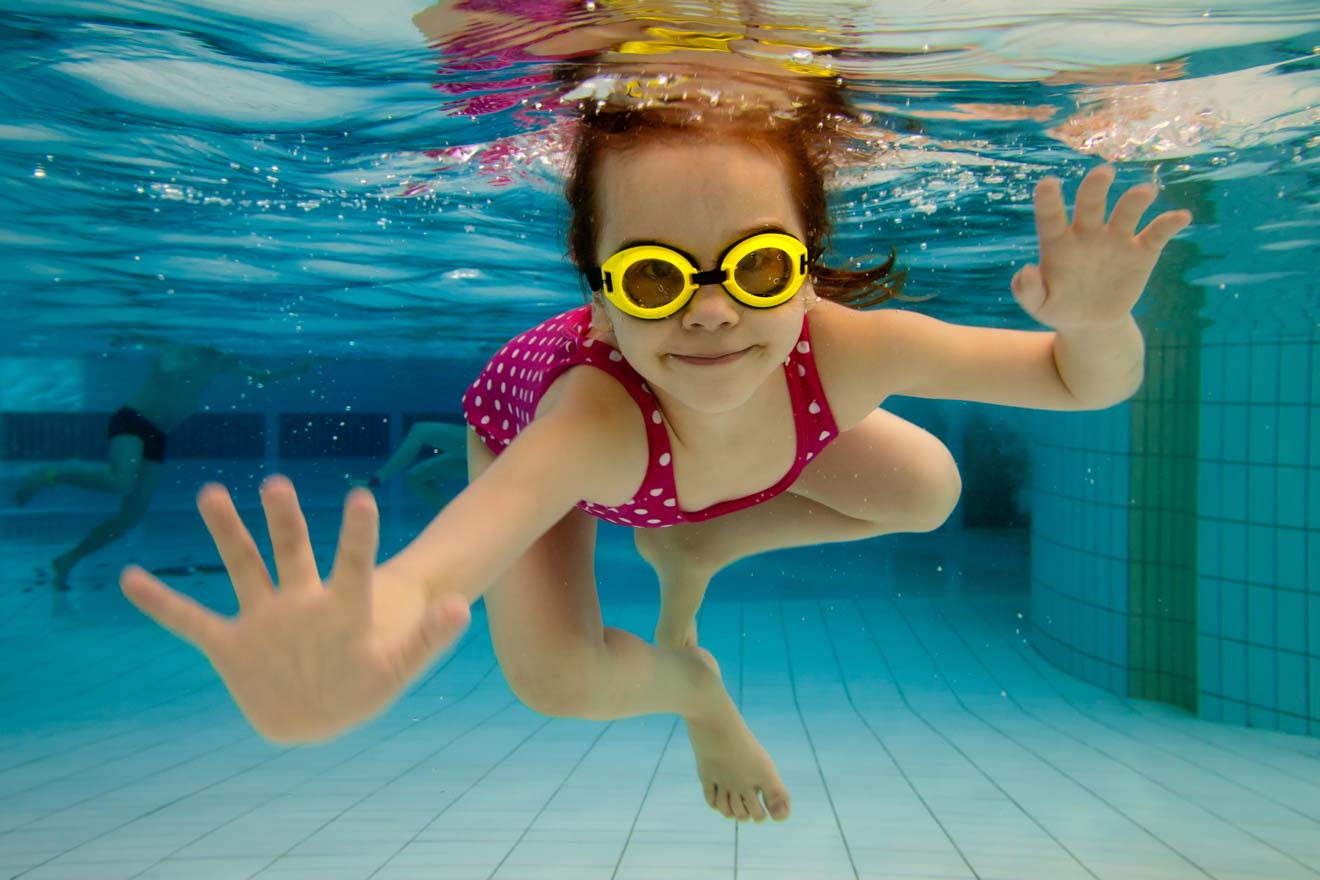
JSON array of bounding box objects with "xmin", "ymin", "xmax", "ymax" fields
[
  {"xmin": 1011, "ymin": 164, "xmax": 1192, "ymax": 330},
  {"xmin": 120, "ymin": 476, "xmax": 470, "ymax": 744}
]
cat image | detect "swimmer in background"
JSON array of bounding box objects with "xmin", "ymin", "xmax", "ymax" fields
[
  {"xmin": 14, "ymin": 343, "xmax": 310, "ymax": 590},
  {"xmin": 350, "ymin": 420, "xmax": 469, "ymax": 509}
]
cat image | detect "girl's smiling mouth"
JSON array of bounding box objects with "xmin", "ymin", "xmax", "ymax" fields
[{"xmin": 669, "ymin": 346, "xmax": 753, "ymax": 366}]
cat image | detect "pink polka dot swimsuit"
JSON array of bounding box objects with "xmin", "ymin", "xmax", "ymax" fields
[{"xmin": 462, "ymin": 305, "xmax": 840, "ymax": 528}]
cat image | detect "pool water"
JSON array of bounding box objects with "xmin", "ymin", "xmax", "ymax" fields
[{"xmin": 2, "ymin": 1, "xmax": 1318, "ymax": 878}]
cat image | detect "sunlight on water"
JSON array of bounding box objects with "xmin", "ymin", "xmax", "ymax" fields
[{"xmin": 1, "ymin": 0, "xmax": 1316, "ymax": 357}]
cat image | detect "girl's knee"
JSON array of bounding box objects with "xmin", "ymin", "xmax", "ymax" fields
[
  {"xmin": 908, "ymin": 446, "xmax": 962, "ymax": 532},
  {"xmin": 500, "ymin": 645, "xmax": 601, "ymax": 718}
]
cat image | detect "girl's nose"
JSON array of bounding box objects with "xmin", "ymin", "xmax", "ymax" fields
[{"xmin": 680, "ymin": 282, "xmax": 739, "ymax": 330}]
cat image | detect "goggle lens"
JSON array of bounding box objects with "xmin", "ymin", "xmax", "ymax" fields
[
  {"xmin": 622, "ymin": 258, "xmax": 686, "ymax": 307},
  {"xmin": 733, "ymin": 247, "xmax": 794, "ymax": 297}
]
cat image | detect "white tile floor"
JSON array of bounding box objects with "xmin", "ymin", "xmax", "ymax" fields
[{"xmin": 1, "ymin": 506, "xmax": 1318, "ymax": 880}]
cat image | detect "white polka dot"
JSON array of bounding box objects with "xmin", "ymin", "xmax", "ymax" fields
[
  {"xmin": 797, "ymin": 341, "xmax": 810, "ymax": 354},
  {"xmin": 651, "ymin": 411, "xmax": 662, "ymax": 424},
  {"xmin": 619, "ymin": 517, "xmax": 631, "ymax": 524},
  {"xmin": 609, "ymin": 351, "xmax": 622, "ymax": 362},
  {"xmin": 496, "ymin": 363, "xmax": 504, "ymax": 374},
  {"xmin": 502, "ymin": 438, "xmax": 510, "ymax": 445},
  {"xmin": 584, "ymin": 338, "xmax": 594, "ymax": 347},
  {"xmin": 501, "ymin": 382, "xmax": 507, "ymax": 393},
  {"xmin": 647, "ymin": 519, "xmax": 661, "ymax": 525},
  {"xmin": 650, "ymin": 488, "xmax": 663, "ymax": 496},
  {"xmin": 808, "ymin": 401, "xmax": 821, "ymax": 415},
  {"xmin": 797, "ymin": 364, "xmax": 806, "ymax": 377},
  {"xmin": 634, "ymin": 509, "xmax": 648, "ymax": 515},
  {"xmin": 494, "ymin": 400, "xmax": 501, "ymax": 412},
  {"xmin": 480, "ymin": 415, "xmax": 490, "ymax": 425},
  {"xmin": 806, "ymin": 452, "xmax": 814, "ymax": 460},
  {"xmin": 502, "ymin": 419, "xmax": 509, "ymax": 430},
  {"xmin": 663, "ymin": 499, "xmax": 677, "ymax": 507},
  {"xmin": 818, "ymin": 430, "xmax": 831, "ymax": 441},
  {"xmin": 475, "ymin": 395, "xmax": 482, "ymax": 406},
  {"xmin": 641, "ymin": 383, "xmax": 651, "ymax": 394},
  {"xmin": 659, "ymin": 453, "xmax": 671, "ymax": 466},
  {"xmin": 487, "ymin": 379, "xmax": 493, "ymax": 390}
]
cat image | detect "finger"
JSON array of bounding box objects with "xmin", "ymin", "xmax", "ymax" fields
[
  {"xmin": 1032, "ymin": 177, "xmax": 1068, "ymax": 242},
  {"xmin": 1135, "ymin": 209, "xmax": 1193, "ymax": 253},
  {"xmin": 391, "ymin": 596, "xmax": 472, "ymax": 684},
  {"xmin": 1073, "ymin": 164, "xmax": 1116, "ymax": 231},
  {"xmin": 1108, "ymin": 182, "xmax": 1158, "ymax": 238},
  {"xmin": 196, "ymin": 482, "xmax": 273, "ymax": 608},
  {"xmin": 259, "ymin": 475, "xmax": 320, "ymax": 593},
  {"xmin": 328, "ymin": 487, "xmax": 380, "ymax": 612},
  {"xmin": 1010, "ymin": 264, "xmax": 1047, "ymax": 317},
  {"xmin": 120, "ymin": 564, "xmax": 227, "ymax": 651}
]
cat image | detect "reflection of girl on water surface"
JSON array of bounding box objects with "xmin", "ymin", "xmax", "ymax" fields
[
  {"xmin": 119, "ymin": 10, "xmax": 1192, "ymax": 825},
  {"xmin": 15, "ymin": 344, "xmax": 307, "ymax": 590}
]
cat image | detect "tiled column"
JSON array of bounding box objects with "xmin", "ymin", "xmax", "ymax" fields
[{"xmin": 1126, "ymin": 241, "xmax": 1207, "ymax": 713}]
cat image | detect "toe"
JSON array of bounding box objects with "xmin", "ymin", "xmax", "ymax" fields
[
  {"xmin": 766, "ymin": 789, "xmax": 791, "ymax": 821},
  {"xmin": 746, "ymin": 790, "xmax": 767, "ymax": 823},
  {"xmin": 721, "ymin": 789, "xmax": 737, "ymax": 820},
  {"xmin": 731, "ymin": 792, "xmax": 751, "ymax": 822}
]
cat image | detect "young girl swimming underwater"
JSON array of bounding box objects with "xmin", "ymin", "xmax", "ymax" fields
[{"xmin": 120, "ymin": 83, "xmax": 1191, "ymax": 825}]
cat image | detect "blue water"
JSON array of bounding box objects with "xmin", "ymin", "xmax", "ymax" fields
[{"xmin": 2, "ymin": 2, "xmax": 1319, "ymax": 878}]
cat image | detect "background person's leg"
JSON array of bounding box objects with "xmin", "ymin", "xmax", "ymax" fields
[{"xmin": 51, "ymin": 460, "xmax": 162, "ymax": 589}]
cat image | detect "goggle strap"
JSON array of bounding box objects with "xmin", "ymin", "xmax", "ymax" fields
[
  {"xmin": 691, "ymin": 267, "xmax": 728, "ymax": 286},
  {"xmin": 586, "ymin": 267, "xmax": 610, "ymax": 293}
]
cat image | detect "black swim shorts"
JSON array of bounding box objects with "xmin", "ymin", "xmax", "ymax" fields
[{"xmin": 107, "ymin": 407, "xmax": 168, "ymax": 464}]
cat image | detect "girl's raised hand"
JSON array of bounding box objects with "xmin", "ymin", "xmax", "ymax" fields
[
  {"xmin": 1010, "ymin": 164, "xmax": 1192, "ymax": 330},
  {"xmin": 120, "ymin": 476, "xmax": 470, "ymax": 744}
]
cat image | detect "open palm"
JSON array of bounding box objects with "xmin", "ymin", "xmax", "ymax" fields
[
  {"xmin": 1011, "ymin": 164, "xmax": 1192, "ymax": 330},
  {"xmin": 120, "ymin": 476, "xmax": 470, "ymax": 744}
]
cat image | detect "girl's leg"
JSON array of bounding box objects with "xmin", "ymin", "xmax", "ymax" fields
[
  {"xmin": 468, "ymin": 432, "xmax": 791, "ymax": 822},
  {"xmin": 637, "ymin": 407, "xmax": 961, "ymax": 647}
]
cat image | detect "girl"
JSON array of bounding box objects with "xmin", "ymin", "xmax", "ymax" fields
[{"xmin": 119, "ymin": 92, "xmax": 1191, "ymax": 825}]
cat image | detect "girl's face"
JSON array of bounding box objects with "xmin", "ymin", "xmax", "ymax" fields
[{"xmin": 590, "ymin": 138, "xmax": 816, "ymax": 414}]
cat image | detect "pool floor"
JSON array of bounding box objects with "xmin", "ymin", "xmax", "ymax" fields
[{"xmin": 1, "ymin": 506, "xmax": 1318, "ymax": 880}]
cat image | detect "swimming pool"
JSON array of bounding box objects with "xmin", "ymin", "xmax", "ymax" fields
[{"xmin": 2, "ymin": 2, "xmax": 1318, "ymax": 878}]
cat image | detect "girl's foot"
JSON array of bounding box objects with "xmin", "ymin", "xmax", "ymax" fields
[{"xmin": 683, "ymin": 646, "xmax": 791, "ymax": 823}]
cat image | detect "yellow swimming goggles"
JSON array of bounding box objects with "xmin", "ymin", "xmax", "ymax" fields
[{"xmin": 586, "ymin": 231, "xmax": 810, "ymax": 320}]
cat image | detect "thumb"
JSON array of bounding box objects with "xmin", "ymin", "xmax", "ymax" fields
[
  {"xmin": 395, "ymin": 595, "xmax": 472, "ymax": 681},
  {"xmin": 1010, "ymin": 263, "xmax": 1048, "ymax": 317}
]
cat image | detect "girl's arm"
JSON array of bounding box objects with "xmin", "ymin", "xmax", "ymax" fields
[
  {"xmin": 816, "ymin": 165, "xmax": 1190, "ymax": 420},
  {"xmin": 379, "ymin": 367, "xmax": 648, "ymax": 605},
  {"xmin": 117, "ymin": 366, "xmax": 645, "ymax": 743}
]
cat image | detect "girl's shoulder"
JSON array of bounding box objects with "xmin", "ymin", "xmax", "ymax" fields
[
  {"xmin": 805, "ymin": 300, "xmax": 907, "ymax": 428},
  {"xmin": 535, "ymin": 363, "xmax": 651, "ymax": 507}
]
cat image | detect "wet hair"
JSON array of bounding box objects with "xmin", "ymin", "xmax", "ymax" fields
[{"xmin": 562, "ymin": 81, "xmax": 907, "ymax": 309}]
